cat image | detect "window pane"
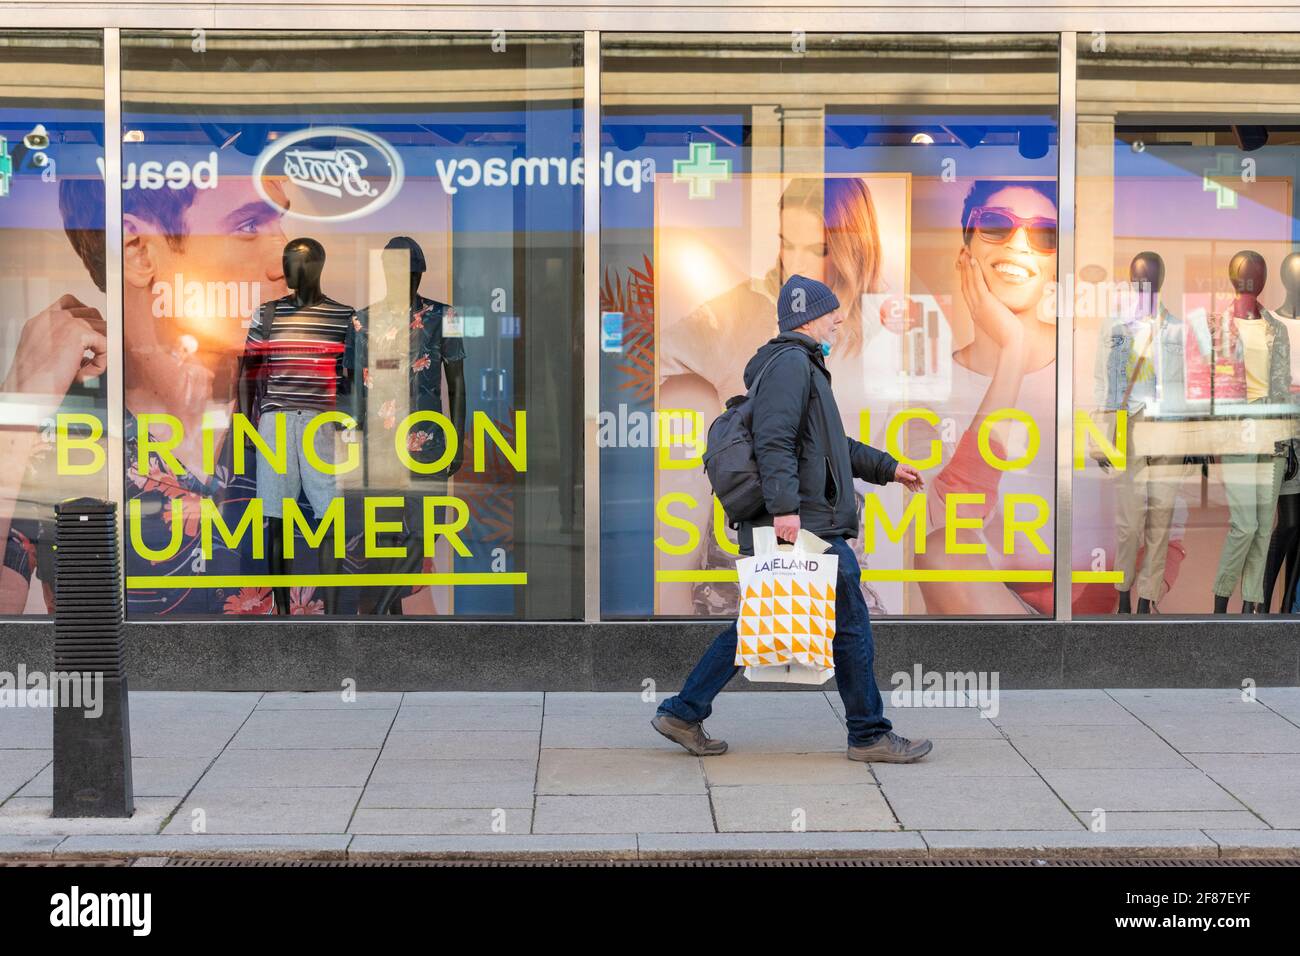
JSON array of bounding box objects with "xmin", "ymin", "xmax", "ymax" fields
[
  {"xmin": 600, "ymin": 34, "xmax": 1059, "ymax": 618},
  {"xmin": 0, "ymin": 31, "xmax": 105, "ymax": 616},
  {"xmin": 1074, "ymin": 34, "xmax": 1300, "ymax": 616},
  {"xmin": 120, "ymin": 31, "xmax": 584, "ymax": 619}
]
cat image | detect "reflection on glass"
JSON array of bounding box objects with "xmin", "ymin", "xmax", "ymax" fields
[
  {"xmin": 0, "ymin": 31, "xmax": 105, "ymax": 615},
  {"xmin": 1075, "ymin": 33, "xmax": 1300, "ymax": 616},
  {"xmin": 120, "ymin": 31, "xmax": 584, "ymax": 619},
  {"xmin": 599, "ymin": 34, "xmax": 1060, "ymax": 619}
]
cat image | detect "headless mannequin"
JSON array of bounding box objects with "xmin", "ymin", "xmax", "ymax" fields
[
  {"xmin": 256, "ymin": 239, "xmax": 347, "ymax": 615},
  {"xmin": 1262, "ymin": 252, "xmax": 1300, "ymax": 613},
  {"xmin": 367, "ymin": 245, "xmax": 467, "ymax": 615},
  {"xmin": 1213, "ymin": 250, "xmax": 1273, "ymax": 614},
  {"xmin": 1117, "ymin": 252, "xmax": 1165, "ymax": 615}
]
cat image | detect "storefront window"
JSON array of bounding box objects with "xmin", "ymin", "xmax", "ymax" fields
[
  {"xmin": 1074, "ymin": 34, "xmax": 1300, "ymax": 617},
  {"xmin": 599, "ymin": 33, "xmax": 1060, "ymax": 618},
  {"xmin": 0, "ymin": 31, "xmax": 105, "ymax": 616},
  {"xmin": 117, "ymin": 31, "xmax": 584, "ymax": 618}
]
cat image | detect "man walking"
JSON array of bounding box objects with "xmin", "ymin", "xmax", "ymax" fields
[{"xmin": 652, "ymin": 275, "xmax": 933, "ymax": 763}]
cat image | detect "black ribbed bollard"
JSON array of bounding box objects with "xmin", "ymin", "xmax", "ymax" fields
[{"xmin": 52, "ymin": 497, "xmax": 133, "ymax": 817}]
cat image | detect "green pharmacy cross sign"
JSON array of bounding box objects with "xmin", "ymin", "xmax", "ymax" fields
[
  {"xmin": 0, "ymin": 136, "xmax": 11, "ymax": 197},
  {"xmin": 673, "ymin": 141, "xmax": 731, "ymax": 200},
  {"xmin": 1202, "ymin": 153, "xmax": 1240, "ymax": 210}
]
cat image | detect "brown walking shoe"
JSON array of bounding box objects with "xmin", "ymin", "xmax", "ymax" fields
[
  {"xmin": 847, "ymin": 731, "xmax": 933, "ymax": 763},
  {"xmin": 652, "ymin": 714, "xmax": 728, "ymax": 756}
]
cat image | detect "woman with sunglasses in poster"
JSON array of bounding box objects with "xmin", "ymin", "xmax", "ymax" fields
[{"xmin": 911, "ymin": 180, "xmax": 1065, "ymax": 615}]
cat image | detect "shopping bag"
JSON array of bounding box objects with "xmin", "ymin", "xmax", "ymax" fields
[{"xmin": 735, "ymin": 527, "xmax": 837, "ymax": 684}]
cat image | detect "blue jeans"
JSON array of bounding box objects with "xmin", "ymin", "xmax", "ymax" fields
[{"xmin": 657, "ymin": 535, "xmax": 893, "ymax": 747}]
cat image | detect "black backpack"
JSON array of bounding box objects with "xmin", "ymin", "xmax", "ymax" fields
[{"xmin": 702, "ymin": 345, "xmax": 803, "ymax": 527}]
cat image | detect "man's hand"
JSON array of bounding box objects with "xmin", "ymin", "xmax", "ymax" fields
[
  {"xmin": 774, "ymin": 513, "xmax": 800, "ymax": 544},
  {"xmin": 0, "ymin": 294, "xmax": 108, "ymax": 422},
  {"xmin": 893, "ymin": 463, "xmax": 925, "ymax": 492}
]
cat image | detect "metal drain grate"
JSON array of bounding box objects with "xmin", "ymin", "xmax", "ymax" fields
[{"xmin": 161, "ymin": 857, "xmax": 1296, "ymax": 867}]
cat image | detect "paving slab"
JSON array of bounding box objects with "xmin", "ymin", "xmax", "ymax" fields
[
  {"xmin": 129, "ymin": 692, "xmax": 261, "ymax": 713},
  {"xmin": 1071, "ymin": 811, "xmax": 1269, "ymax": 830},
  {"xmin": 709, "ymin": 783, "xmax": 897, "ymax": 832},
  {"xmin": 228, "ymin": 708, "xmax": 396, "ymax": 750},
  {"xmin": 1204, "ymin": 829, "xmax": 1300, "ymax": 858},
  {"xmin": 0, "ymin": 796, "xmax": 179, "ymax": 835},
  {"xmin": 16, "ymin": 756, "xmax": 212, "ymax": 798},
  {"xmin": 920, "ymin": 829, "xmax": 1219, "ymax": 858},
  {"xmin": 255, "ymin": 692, "xmax": 402, "ymax": 711},
  {"xmin": 1000, "ymin": 724, "xmax": 1193, "ymax": 770},
  {"xmin": 1257, "ymin": 687, "xmax": 1300, "ymax": 722},
  {"xmin": 358, "ymin": 782, "xmax": 536, "ymax": 810},
  {"xmin": 381, "ymin": 731, "xmax": 539, "ymax": 760},
  {"xmin": 200, "ymin": 748, "xmax": 379, "ymax": 789},
  {"xmin": 881, "ymin": 776, "xmax": 1080, "ymax": 830},
  {"xmin": 1183, "ymin": 756, "xmax": 1300, "ymax": 827},
  {"xmin": 391, "ymin": 705, "xmax": 543, "ymax": 733},
  {"xmin": 349, "ymin": 808, "xmax": 532, "ymax": 835},
  {"xmin": 0, "ymin": 835, "xmax": 63, "ymax": 856},
  {"xmin": 543, "ymin": 693, "xmax": 661, "ymax": 717},
  {"xmin": 702, "ymin": 752, "xmax": 875, "ymax": 787},
  {"xmin": 162, "ymin": 786, "xmax": 361, "ymax": 834},
  {"xmin": 1037, "ymin": 768, "xmax": 1243, "ymax": 812},
  {"xmin": 532, "ymin": 795, "xmax": 714, "ymax": 833},
  {"xmin": 542, "ymin": 716, "xmax": 664, "ymax": 749},
  {"xmin": 367, "ymin": 757, "xmax": 536, "ymax": 786},
  {"xmin": 873, "ymin": 707, "xmax": 1006, "ymax": 739},
  {"xmin": 871, "ymin": 738, "xmax": 1036, "ymax": 778},
  {"xmin": 694, "ymin": 713, "xmax": 849, "ymax": 753},
  {"xmin": 1105, "ymin": 688, "xmax": 1265, "ymax": 715},
  {"xmin": 401, "ymin": 692, "xmax": 543, "ymax": 708},
  {"xmin": 347, "ymin": 834, "xmax": 638, "ymax": 860},
  {"xmin": 637, "ymin": 830, "xmax": 927, "ymax": 859},
  {"xmin": 986, "ymin": 690, "xmax": 1143, "ymax": 726},
  {"xmin": 1133, "ymin": 712, "xmax": 1300, "ymax": 754},
  {"xmin": 538, "ymin": 749, "xmax": 706, "ymax": 795},
  {"xmin": 129, "ymin": 722, "xmax": 248, "ymax": 759},
  {"xmin": 55, "ymin": 834, "xmax": 351, "ymax": 859},
  {"xmin": 0, "ymin": 708, "xmax": 53, "ymax": 748},
  {"xmin": 0, "ymin": 750, "xmax": 50, "ymax": 799}
]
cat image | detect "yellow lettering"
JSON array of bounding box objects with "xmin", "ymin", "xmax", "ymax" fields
[
  {"xmin": 711, "ymin": 497, "xmax": 740, "ymax": 557},
  {"xmin": 200, "ymin": 497, "xmax": 263, "ymax": 560},
  {"xmin": 233, "ymin": 412, "xmax": 287, "ymax": 476},
  {"xmin": 1075, "ymin": 408, "xmax": 1126, "ymax": 471},
  {"xmin": 128, "ymin": 497, "xmax": 183, "ymax": 562},
  {"xmin": 657, "ymin": 409, "xmax": 704, "ymax": 471},
  {"xmin": 978, "ymin": 408, "xmax": 1039, "ymax": 472},
  {"xmin": 944, "ymin": 493, "xmax": 986, "ymax": 555},
  {"xmin": 303, "ymin": 412, "xmax": 358, "ymax": 475},
  {"xmin": 886, "ymin": 408, "xmax": 942, "ymax": 470},
  {"xmin": 422, "ymin": 496, "xmax": 472, "ymax": 558},
  {"xmin": 137, "ymin": 413, "xmax": 186, "ymax": 476},
  {"xmin": 396, "ymin": 411, "xmax": 456, "ymax": 474},
  {"xmin": 474, "ymin": 410, "xmax": 527, "ymax": 472},
  {"xmin": 655, "ymin": 492, "xmax": 700, "ymax": 555},
  {"xmin": 1003, "ymin": 493, "xmax": 1050, "ymax": 554},
  {"xmin": 55, "ymin": 413, "xmax": 105, "ymax": 476},
  {"xmin": 863, "ymin": 493, "xmax": 927, "ymax": 554},
  {"xmin": 364, "ymin": 496, "xmax": 406, "ymax": 559},
  {"xmin": 283, "ymin": 498, "xmax": 345, "ymax": 559}
]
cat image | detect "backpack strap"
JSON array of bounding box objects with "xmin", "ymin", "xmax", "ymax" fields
[{"xmin": 747, "ymin": 344, "xmax": 805, "ymax": 398}]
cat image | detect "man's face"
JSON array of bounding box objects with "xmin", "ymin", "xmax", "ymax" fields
[
  {"xmin": 134, "ymin": 178, "xmax": 290, "ymax": 356},
  {"xmin": 800, "ymin": 307, "xmax": 842, "ymax": 346}
]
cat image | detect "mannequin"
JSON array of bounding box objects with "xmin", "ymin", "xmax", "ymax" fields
[
  {"xmin": 1107, "ymin": 252, "xmax": 1194, "ymax": 614},
  {"xmin": 357, "ymin": 236, "xmax": 467, "ymax": 615},
  {"xmin": 1262, "ymin": 251, "xmax": 1300, "ymax": 613},
  {"xmin": 1211, "ymin": 251, "xmax": 1290, "ymax": 614},
  {"xmin": 241, "ymin": 238, "xmax": 359, "ymax": 615}
]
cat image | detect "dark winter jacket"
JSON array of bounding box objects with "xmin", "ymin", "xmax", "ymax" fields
[{"xmin": 738, "ymin": 331, "xmax": 899, "ymax": 554}]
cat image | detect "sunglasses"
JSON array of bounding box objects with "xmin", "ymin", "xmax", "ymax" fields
[{"xmin": 965, "ymin": 206, "xmax": 1058, "ymax": 254}]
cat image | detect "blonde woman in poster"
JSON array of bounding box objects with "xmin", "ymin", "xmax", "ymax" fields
[{"xmin": 656, "ymin": 176, "xmax": 909, "ymax": 616}]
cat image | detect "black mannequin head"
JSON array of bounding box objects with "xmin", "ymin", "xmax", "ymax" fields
[
  {"xmin": 1229, "ymin": 250, "xmax": 1267, "ymax": 319},
  {"xmin": 1280, "ymin": 252, "xmax": 1300, "ymax": 318},
  {"xmin": 1129, "ymin": 251, "xmax": 1165, "ymax": 316},
  {"xmin": 381, "ymin": 235, "xmax": 426, "ymax": 305},
  {"xmin": 283, "ymin": 238, "xmax": 326, "ymax": 306}
]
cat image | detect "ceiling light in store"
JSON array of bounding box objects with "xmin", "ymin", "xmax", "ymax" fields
[
  {"xmin": 123, "ymin": 130, "xmax": 144, "ymax": 143},
  {"xmin": 910, "ymin": 132, "xmax": 934, "ymax": 145}
]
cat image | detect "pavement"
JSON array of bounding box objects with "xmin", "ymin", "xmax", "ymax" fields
[{"xmin": 2, "ymin": 688, "xmax": 1300, "ymax": 862}]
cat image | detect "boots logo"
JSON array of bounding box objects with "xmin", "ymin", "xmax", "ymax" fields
[{"xmin": 253, "ymin": 126, "xmax": 404, "ymax": 222}]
